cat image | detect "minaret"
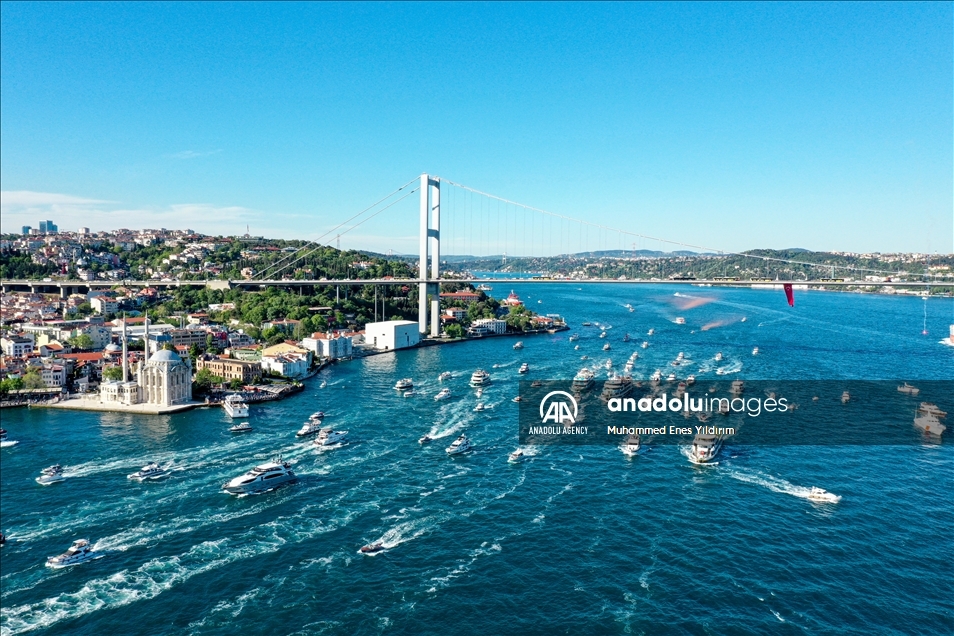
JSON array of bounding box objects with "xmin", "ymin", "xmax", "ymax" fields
[
  {"xmin": 144, "ymin": 314, "xmax": 150, "ymax": 356},
  {"xmin": 121, "ymin": 313, "xmax": 129, "ymax": 383}
]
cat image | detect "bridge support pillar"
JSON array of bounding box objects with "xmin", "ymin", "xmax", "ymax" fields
[{"xmin": 418, "ymin": 173, "xmax": 441, "ymax": 337}]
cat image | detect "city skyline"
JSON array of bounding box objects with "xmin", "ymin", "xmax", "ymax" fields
[{"xmin": 1, "ymin": 3, "xmax": 951, "ymax": 255}]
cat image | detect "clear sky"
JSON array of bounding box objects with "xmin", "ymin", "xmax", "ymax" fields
[{"xmin": 1, "ymin": 2, "xmax": 951, "ymax": 256}]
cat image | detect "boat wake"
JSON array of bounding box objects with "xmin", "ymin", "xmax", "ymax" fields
[{"xmin": 726, "ymin": 467, "xmax": 834, "ymax": 503}]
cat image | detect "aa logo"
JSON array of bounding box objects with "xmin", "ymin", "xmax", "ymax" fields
[{"xmin": 539, "ymin": 391, "xmax": 578, "ymax": 424}]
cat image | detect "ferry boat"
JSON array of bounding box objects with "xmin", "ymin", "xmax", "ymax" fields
[
  {"xmin": 513, "ymin": 341, "xmax": 524, "ymax": 350},
  {"xmin": 806, "ymin": 487, "xmax": 841, "ymax": 503},
  {"xmin": 438, "ymin": 371, "xmax": 453, "ymax": 382},
  {"xmin": 222, "ymin": 461, "xmax": 296, "ymax": 495},
  {"xmin": 446, "ymin": 434, "xmax": 473, "ymax": 455},
  {"xmin": 572, "ymin": 368, "xmax": 595, "ymax": 392},
  {"xmin": 602, "ymin": 343, "xmax": 611, "ymax": 351},
  {"xmin": 314, "ymin": 427, "xmax": 348, "ymax": 446},
  {"xmin": 518, "ymin": 363, "xmax": 529, "ymax": 374},
  {"xmin": 689, "ymin": 433, "xmax": 723, "ymax": 464},
  {"xmin": 569, "ymin": 334, "xmax": 580, "ymax": 341},
  {"xmin": 470, "ymin": 369, "xmax": 492, "ymax": 387},
  {"xmin": 229, "ymin": 421, "xmax": 253, "ymax": 433},
  {"xmin": 45, "ymin": 539, "xmax": 103, "ymax": 569},
  {"xmin": 127, "ymin": 462, "xmax": 171, "ymax": 481},
  {"xmin": 620, "ymin": 434, "xmax": 642, "ymax": 457},
  {"xmin": 675, "ymin": 317, "xmax": 686, "ymax": 325},
  {"xmin": 434, "ymin": 388, "xmax": 452, "ymax": 401},
  {"xmin": 394, "ymin": 378, "xmax": 413, "ymax": 391},
  {"xmin": 297, "ymin": 419, "xmax": 324, "ymax": 437},
  {"xmin": 36, "ymin": 465, "xmax": 65, "ymax": 486},
  {"xmin": 223, "ymin": 394, "xmax": 249, "ymax": 418},
  {"xmin": 897, "ymin": 383, "xmax": 920, "ymax": 395},
  {"xmin": 600, "ymin": 375, "xmax": 633, "ymax": 400}
]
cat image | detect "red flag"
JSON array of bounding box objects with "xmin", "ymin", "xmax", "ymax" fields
[{"xmin": 783, "ymin": 283, "xmax": 794, "ymax": 307}]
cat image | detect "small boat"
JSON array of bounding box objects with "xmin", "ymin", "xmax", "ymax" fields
[
  {"xmin": 741, "ymin": 317, "xmax": 747, "ymax": 322},
  {"xmin": 223, "ymin": 461, "xmax": 296, "ymax": 495},
  {"xmin": 394, "ymin": 378, "xmax": 413, "ymax": 391},
  {"xmin": 508, "ymin": 449, "xmax": 525, "ymax": 463},
  {"xmin": 0, "ymin": 428, "xmax": 18, "ymax": 448},
  {"xmin": 512, "ymin": 396, "xmax": 523, "ymax": 403},
  {"xmin": 599, "ymin": 331, "xmax": 607, "ymax": 339},
  {"xmin": 419, "ymin": 434, "xmax": 432, "ymax": 444},
  {"xmin": 714, "ymin": 352, "xmax": 723, "ymax": 362},
  {"xmin": 602, "ymin": 343, "xmax": 611, "ymax": 351},
  {"xmin": 531, "ymin": 380, "xmax": 543, "ymax": 388},
  {"xmin": 580, "ymin": 355, "xmax": 589, "ymax": 360},
  {"xmin": 841, "ymin": 391, "xmax": 850, "ymax": 404},
  {"xmin": 604, "ymin": 359, "xmax": 613, "ymax": 369},
  {"xmin": 438, "ymin": 371, "xmax": 453, "ymax": 382},
  {"xmin": 36, "ymin": 465, "xmax": 65, "ymax": 485},
  {"xmin": 686, "ymin": 375, "xmax": 696, "ymax": 385},
  {"xmin": 127, "ymin": 462, "xmax": 170, "ymax": 481},
  {"xmin": 45, "ymin": 539, "xmax": 103, "ymax": 568},
  {"xmin": 223, "ymin": 394, "xmax": 249, "ymax": 418},
  {"xmin": 582, "ymin": 322, "xmax": 592, "ymax": 327},
  {"xmin": 513, "ymin": 341, "xmax": 524, "ymax": 350},
  {"xmin": 666, "ymin": 373, "xmax": 677, "ymax": 382},
  {"xmin": 446, "ymin": 434, "xmax": 473, "ymax": 455},
  {"xmin": 309, "ymin": 411, "xmax": 325, "ymax": 421},
  {"xmin": 730, "ymin": 380, "xmax": 744, "ymax": 394},
  {"xmin": 647, "ymin": 329, "xmax": 655, "ymax": 336},
  {"xmin": 629, "ymin": 307, "xmax": 634, "ymax": 312},
  {"xmin": 476, "ymin": 388, "xmax": 484, "ymax": 398},
  {"xmin": 897, "ymin": 383, "xmax": 920, "ymax": 395},
  {"xmin": 297, "ymin": 419, "xmax": 324, "ymax": 437},
  {"xmin": 319, "ymin": 380, "xmax": 327, "ymax": 388},
  {"xmin": 641, "ymin": 341, "xmax": 649, "ymax": 349},
  {"xmin": 675, "ymin": 317, "xmax": 686, "ymax": 325},
  {"xmin": 474, "ymin": 402, "xmax": 486, "ymax": 412},
  {"xmin": 719, "ymin": 401, "xmax": 730, "ymax": 415},
  {"xmin": 360, "ymin": 542, "xmax": 386, "ymax": 554},
  {"xmin": 650, "ymin": 370, "xmax": 662, "ymax": 383},
  {"xmin": 518, "ymin": 363, "xmax": 529, "ymax": 374},
  {"xmin": 752, "ymin": 347, "xmax": 759, "ymax": 356},
  {"xmin": 476, "ymin": 283, "xmax": 493, "ymax": 291},
  {"xmin": 569, "ymin": 334, "xmax": 580, "ymax": 341},
  {"xmin": 620, "ymin": 434, "xmax": 642, "ymax": 457},
  {"xmin": 229, "ymin": 422, "xmax": 253, "ymax": 433},
  {"xmin": 314, "ymin": 428, "xmax": 348, "ymax": 446},
  {"xmin": 404, "ymin": 390, "xmax": 415, "ymax": 398},
  {"xmin": 806, "ymin": 487, "xmax": 841, "ymax": 503},
  {"xmin": 434, "ymin": 388, "xmax": 452, "ymax": 401},
  {"xmin": 574, "ymin": 345, "xmax": 580, "ymax": 350},
  {"xmin": 622, "ymin": 333, "xmax": 631, "ymax": 342}
]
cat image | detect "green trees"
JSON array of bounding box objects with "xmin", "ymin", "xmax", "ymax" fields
[
  {"xmin": 444, "ymin": 323, "xmax": 464, "ymax": 339},
  {"xmin": 192, "ymin": 368, "xmax": 224, "ymax": 393},
  {"xmin": 103, "ymin": 366, "xmax": 124, "ymax": 381},
  {"xmin": 68, "ymin": 333, "xmax": 95, "ymax": 350}
]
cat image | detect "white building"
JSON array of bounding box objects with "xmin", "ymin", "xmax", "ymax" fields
[
  {"xmin": 301, "ymin": 331, "xmax": 354, "ymax": 359},
  {"xmin": 364, "ymin": 320, "xmax": 420, "ymax": 351},
  {"xmin": 40, "ymin": 364, "xmax": 66, "ymax": 388},
  {"xmin": 90, "ymin": 296, "xmax": 119, "ymax": 314},
  {"xmin": 471, "ymin": 318, "xmax": 507, "ymax": 335},
  {"xmin": 1, "ymin": 334, "xmax": 35, "ymax": 357},
  {"xmin": 261, "ymin": 353, "xmax": 309, "ymax": 378}
]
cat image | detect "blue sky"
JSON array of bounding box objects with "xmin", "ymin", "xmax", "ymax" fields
[{"xmin": 1, "ymin": 2, "xmax": 951, "ymax": 255}]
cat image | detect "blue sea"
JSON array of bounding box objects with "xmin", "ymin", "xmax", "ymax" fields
[{"xmin": 1, "ymin": 285, "xmax": 952, "ymax": 635}]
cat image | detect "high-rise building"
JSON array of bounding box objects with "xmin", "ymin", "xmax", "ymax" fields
[
  {"xmin": 49, "ymin": 222, "xmax": 58, "ymax": 233},
  {"xmin": 38, "ymin": 220, "xmax": 48, "ymax": 233},
  {"xmin": 22, "ymin": 226, "xmax": 31, "ymax": 235},
  {"xmin": 79, "ymin": 227, "xmax": 90, "ymax": 235}
]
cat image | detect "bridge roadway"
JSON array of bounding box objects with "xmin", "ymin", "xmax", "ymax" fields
[{"xmin": 0, "ymin": 277, "xmax": 943, "ymax": 297}]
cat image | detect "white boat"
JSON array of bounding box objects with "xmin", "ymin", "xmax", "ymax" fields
[
  {"xmin": 689, "ymin": 434, "xmax": 723, "ymax": 464},
  {"xmin": 601, "ymin": 375, "xmax": 634, "ymax": 400},
  {"xmin": 841, "ymin": 391, "xmax": 851, "ymax": 404},
  {"xmin": 666, "ymin": 373, "xmax": 677, "ymax": 382},
  {"xmin": 438, "ymin": 371, "xmax": 453, "ymax": 382},
  {"xmin": 434, "ymin": 388, "xmax": 452, "ymax": 401},
  {"xmin": 309, "ymin": 411, "xmax": 325, "ymax": 420},
  {"xmin": 297, "ymin": 419, "xmax": 324, "ymax": 437},
  {"xmin": 675, "ymin": 317, "xmax": 686, "ymax": 325},
  {"xmin": 574, "ymin": 345, "xmax": 580, "ymax": 350},
  {"xmin": 394, "ymin": 378, "xmax": 413, "ymax": 391},
  {"xmin": 686, "ymin": 375, "xmax": 696, "ymax": 385},
  {"xmin": 752, "ymin": 347, "xmax": 759, "ymax": 356},
  {"xmin": 806, "ymin": 487, "xmax": 841, "ymax": 503},
  {"xmin": 897, "ymin": 383, "xmax": 920, "ymax": 395},
  {"xmin": 0, "ymin": 429, "xmax": 18, "ymax": 448},
  {"xmin": 513, "ymin": 341, "xmax": 524, "ymax": 350},
  {"xmin": 918, "ymin": 402, "xmax": 948, "ymax": 419},
  {"xmin": 36, "ymin": 465, "xmax": 65, "ymax": 485},
  {"xmin": 569, "ymin": 334, "xmax": 580, "ymax": 342},
  {"xmin": 476, "ymin": 387, "xmax": 484, "ymax": 398},
  {"xmin": 647, "ymin": 329, "xmax": 655, "ymax": 336},
  {"xmin": 127, "ymin": 462, "xmax": 170, "ymax": 481},
  {"xmin": 602, "ymin": 343, "xmax": 611, "ymax": 351},
  {"xmin": 418, "ymin": 434, "xmax": 432, "ymax": 444},
  {"xmin": 914, "ymin": 414, "xmax": 947, "ymax": 436},
  {"xmin": 223, "ymin": 394, "xmax": 249, "ymax": 418},
  {"xmin": 605, "ymin": 359, "xmax": 613, "ymax": 369},
  {"xmin": 315, "ymin": 427, "xmax": 348, "ymax": 446},
  {"xmin": 650, "ymin": 370, "xmax": 662, "ymax": 383},
  {"xmin": 629, "ymin": 307, "xmax": 634, "ymax": 312},
  {"xmin": 623, "ymin": 363, "xmax": 634, "ymax": 373},
  {"xmin": 676, "ymin": 352, "xmax": 685, "ymax": 360},
  {"xmin": 641, "ymin": 341, "xmax": 649, "ymax": 349},
  {"xmin": 714, "ymin": 352, "xmax": 723, "ymax": 362},
  {"xmin": 470, "ymin": 369, "xmax": 492, "ymax": 387},
  {"xmin": 45, "ymin": 539, "xmax": 103, "ymax": 569},
  {"xmin": 474, "ymin": 402, "xmax": 486, "ymax": 412},
  {"xmin": 599, "ymin": 331, "xmax": 607, "ymax": 339},
  {"xmin": 404, "ymin": 390, "xmax": 415, "ymax": 398},
  {"xmin": 223, "ymin": 461, "xmax": 296, "ymax": 495},
  {"xmin": 446, "ymin": 434, "xmax": 473, "ymax": 455},
  {"xmin": 620, "ymin": 434, "xmax": 642, "ymax": 457},
  {"xmin": 730, "ymin": 380, "xmax": 744, "ymax": 394},
  {"xmin": 476, "ymin": 283, "xmax": 493, "ymax": 291},
  {"xmin": 518, "ymin": 363, "xmax": 529, "ymax": 374},
  {"xmin": 581, "ymin": 355, "xmax": 589, "ymax": 360},
  {"xmin": 508, "ymin": 449, "xmax": 525, "ymax": 463},
  {"xmin": 512, "ymin": 396, "xmax": 523, "ymax": 403},
  {"xmin": 229, "ymin": 421, "xmax": 253, "ymax": 433}
]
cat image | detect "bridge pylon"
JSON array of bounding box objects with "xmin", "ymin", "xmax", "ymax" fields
[{"xmin": 418, "ymin": 173, "xmax": 441, "ymax": 336}]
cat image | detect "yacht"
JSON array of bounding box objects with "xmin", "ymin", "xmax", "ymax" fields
[
  {"xmin": 223, "ymin": 461, "xmax": 296, "ymax": 495},
  {"xmin": 841, "ymin": 391, "xmax": 851, "ymax": 404},
  {"xmin": 446, "ymin": 435, "xmax": 473, "ymax": 455},
  {"xmin": 434, "ymin": 388, "xmax": 452, "ymax": 401},
  {"xmin": 0, "ymin": 429, "xmax": 18, "ymax": 448},
  {"xmin": 127, "ymin": 462, "xmax": 170, "ymax": 481},
  {"xmin": 752, "ymin": 347, "xmax": 759, "ymax": 356},
  {"xmin": 229, "ymin": 421, "xmax": 253, "ymax": 433},
  {"xmin": 600, "ymin": 375, "xmax": 634, "ymax": 400},
  {"xmin": 730, "ymin": 380, "xmax": 744, "ymax": 394},
  {"xmin": 470, "ymin": 369, "xmax": 492, "ymax": 387},
  {"xmin": 914, "ymin": 414, "xmax": 946, "ymax": 436},
  {"xmin": 571, "ymin": 368, "xmax": 595, "ymax": 392},
  {"xmin": 508, "ymin": 448, "xmax": 525, "ymax": 463},
  {"xmin": 714, "ymin": 352, "xmax": 723, "ymax": 362},
  {"xmin": 223, "ymin": 394, "xmax": 249, "ymax": 418},
  {"xmin": 602, "ymin": 343, "xmax": 611, "ymax": 351},
  {"xmin": 918, "ymin": 402, "xmax": 948, "ymax": 419},
  {"xmin": 394, "ymin": 378, "xmax": 413, "ymax": 391},
  {"xmin": 641, "ymin": 341, "xmax": 649, "ymax": 349},
  {"xmin": 297, "ymin": 419, "xmax": 324, "ymax": 437},
  {"xmin": 438, "ymin": 371, "xmax": 453, "ymax": 382},
  {"xmin": 309, "ymin": 411, "xmax": 325, "ymax": 421},
  {"xmin": 36, "ymin": 465, "xmax": 65, "ymax": 485},
  {"xmin": 806, "ymin": 487, "xmax": 841, "ymax": 503},
  {"xmin": 45, "ymin": 539, "xmax": 103, "ymax": 568},
  {"xmin": 599, "ymin": 331, "xmax": 607, "ymax": 339},
  {"xmin": 689, "ymin": 433, "xmax": 723, "ymax": 464},
  {"xmin": 897, "ymin": 383, "xmax": 920, "ymax": 395},
  {"xmin": 314, "ymin": 427, "xmax": 348, "ymax": 446},
  {"xmin": 569, "ymin": 333, "xmax": 580, "ymax": 342},
  {"xmin": 675, "ymin": 317, "xmax": 686, "ymax": 325},
  {"xmin": 418, "ymin": 434, "xmax": 432, "ymax": 444},
  {"xmin": 518, "ymin": 363, "xmax": 529, "ymax": 374},
  {"xmin": 620, "ymin": 434, "xmax": 642, "ymax": 457},
  {"xmin": 513, "ymin": 341, "xmax": 524, "ymax": 350},
  {"xmin": 647, "ymin": 329, "xmax": 655, "ymax": 336}
]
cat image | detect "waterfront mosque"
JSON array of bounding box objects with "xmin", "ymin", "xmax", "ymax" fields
[{"xmin": 100, "ymin": 318, "xmax": 192, "ymax": 408}]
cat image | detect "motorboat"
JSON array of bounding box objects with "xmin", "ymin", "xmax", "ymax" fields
[
  {"xmin": 629, "ymin": 307, "xmax": 635, "ymax": 312},
  {"xmin": 45, "ymin": 539, "xmax": 103, "ymax": 569},
  {"xmin": 604, "ymin": 359, "xmax": 613, "ymax": 369},
  {"xmin": 513, "ymin": 341, "xmax": 524, "ymax": 350},
  {"xmin": 470, "ymin": 369, "xmax": 492, "ymax": 387},
  {"xmin": 806, "ymin": 487, "xmax": 841, "ymax": 503},
  {"xmin": 229, "ymin": 421, "xmax": 253, "ymax": 433},
  {"xmin": 914, "ymin": 414, "xmax": 946, "ymax": 436},
  {"xmin": 647, "ymin": 329, "xmax": 655, "ymax": 336},
  {"xmin": 675, "ymin": 317, "xmax": 686, "ymax": 325},
  {"xmin": 602, "ymin": 343, "xmax": 611, "ymax": 351},
  {"xmin": 0, "ymin": 428, "xmax": 18, "ymax": 448},
  {"xmin": 697, "ymin": 411, "xmax": 711, "ymax": 423},
  {"xmin": 574, "ymin": 345, "xmax": 580, "ymax": 350},
  {"xmin": 476, "ymin": 283, "xmax": 493, "ymax": 291},
  {"xmin": 512, "ymin": 396, "xmax": 523, "ymax": 403},
  {"xmin": 508, "ymin": 449, "xmax": 525, "ymax": 463},
  {"xmin": 223, "ymin": 394, "xmax": 249, "ymax": 418},
  {"xmin": 580, "ymin": 355, "xmax": 589, "ymax": 360},
  {"xmin": 394, "ymin": 378, "xmax": 413, "ymax": 391},
  {"xmin": 841, "ymin": 391, "xmax": 851, "ymax": 404},
  {"xmin": 918, "ymin": 402, "xmax": 948, "ymax": 419},
  {"xmin": 599, "ymin": 331, "xmax": 607, "ymax": 339},
  {"xmin": 360, "ymin": 542, "xmax": 386, "ymax": 554},
  {"xmin": 474, "ymin": 402, "xmax": 486, "ymax": 412},
  {"xmin": 686, "ymin": 375, "xmax": 696, "ymax": 385},
  {"xmin": 446, "ymin": 434, "xmax": 473, "ymax": 455},
  {"xmin": 714, "ymin": 352, "xmax": 723, "ymax": 362},
  {"xmin": 309, "ymin": 411, "xmax": 325, "ymax": 421},
  {"xmin": 730, "ymin": 380, "xmax": 744, "ymax": 394},
  {"xmin": 666, "ymin": 373, "xmax": 677, "ymax": 382},
  {"xmin": 676, "ymin": 352, "xmax": 685, "ymax": 361},
  {"xmin": 419, "ymin": 434, "xmax": 432, "ymax": 444},
  {"xmin": 314, "ymin": 428, "xmax": 348, "ymax": 446},
  {"xmin": 531, "ymin": 380, "xmax": 543, "ymax": 388},
  {"xmin": 476, "ymin": 388, "xmax": 484, "ymax": 398},
  {"xmin": 689, "ymin": 433, "xmax": 723, "ymax": 464},
  {"xmin": 600, "ymin": 375, "xmax": 634, "ymax": 400},
  {"xmin": 297, "ymin": 419, "xmax": 324, "ymax": 437},
  {"xmin": 404, "ymin": 390, "xmax": 415, "ymax": 398},
  {"xmin": 435, "ymin": 388, "xmax": 452, "ymax": 401},
  {"xmin": 36, "ymin": 465, "xmax": 65, "ymax": 485},
  {"xmin": 127, "ymin": 462, "xmax": 170, "ymax": 481},
  {"xmin": 223, "ymin": 461, "xmax": 296, "ymax": 495},
  {"xmin": 650, "ymin": 370, "xmax": 662, "ymax": 383},
  {"xmin": 623, "ymin": 363, "xmax": 634, "ymax": 373},
  {"xmin": 719, "ymin": 401, "xmax": 730, "ymax": 416},
  {"xmin": 569, "ymin": 334, "xmax": 580, "ymax": 342},
  {"xmin": 438, "ymin": 371, "xmax": 453, "ymax": 382},
  {"xmin": 582, "ymin": 322, "xmax": 592, "ymax": 327},
  {"xmin": 641, "ymin": 341, "xmax": 649, "ymax": 349},
  {"xmin": 620, "ymin": 434, "xmax": 642, "ymax": 457},
  {"xmin": 752, "ymin": 347, "xmax": 759, "ymax": 356},
  {"xmin": 518, "ymin": 363, "xmax": 529, "ymax": 374},
  {"xmin": 897, "ymin": 383, "xmax": 920, "ymax": 395},
  {"xmin": 741, "ymin": 317, "xmax": 747, "ymax": 322}
]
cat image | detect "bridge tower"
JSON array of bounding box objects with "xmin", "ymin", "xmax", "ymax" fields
[{"xmin": 418, "ymin": 173, "xmax": 441, "ymax": 336}]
